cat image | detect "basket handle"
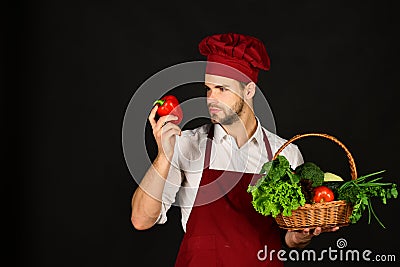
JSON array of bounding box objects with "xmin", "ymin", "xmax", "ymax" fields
[{"xmin": 273, "ymin": 133, "xmax": 357, "ymax": 180}]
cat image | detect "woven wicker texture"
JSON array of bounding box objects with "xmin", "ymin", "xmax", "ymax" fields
[{"xmin": 273, "ymin": 133, "xmax": 356, "ymax": 230}]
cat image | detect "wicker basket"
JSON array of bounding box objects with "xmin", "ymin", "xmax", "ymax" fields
[{"xmin": 273, "ymin": 133, "xmax": 356, "ymax": 230}]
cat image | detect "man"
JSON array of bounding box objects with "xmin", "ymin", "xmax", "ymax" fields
[{"xmin": 131, "ymin": 33, "xmax": 338, "ymax": 266}]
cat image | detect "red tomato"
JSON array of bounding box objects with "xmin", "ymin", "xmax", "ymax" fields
[{"xmin": 313, "ymin": 186, "xmax": 335, "ymax": 203}]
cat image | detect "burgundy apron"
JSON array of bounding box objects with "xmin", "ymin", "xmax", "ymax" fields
[{"xmin": 175, "ymin": 124, "xmax": 283, "ymax": 267}]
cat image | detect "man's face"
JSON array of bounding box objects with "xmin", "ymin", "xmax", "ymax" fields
[{"xmin": 205, "ymin": 74, "xmax": 245, "ymax": 125}]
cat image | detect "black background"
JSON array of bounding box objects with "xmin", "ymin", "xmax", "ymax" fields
[{"xmin": 12, "ymin": 1, "xmax": 400, "ymax": 266}]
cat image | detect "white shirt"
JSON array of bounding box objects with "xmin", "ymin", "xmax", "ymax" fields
[{"xmin": 156, "ymin": 118, "xmax": 304, "ymax": 232}]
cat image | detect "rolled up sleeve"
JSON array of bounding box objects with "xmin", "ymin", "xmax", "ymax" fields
[{"xmin": 155, "ymin": 141, "xmax": 184, "ymax": 225}]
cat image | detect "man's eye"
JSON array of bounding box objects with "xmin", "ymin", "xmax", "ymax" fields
[{"xmin": 204, "ymin": 85, "xmax": 210, "ymax": 91}]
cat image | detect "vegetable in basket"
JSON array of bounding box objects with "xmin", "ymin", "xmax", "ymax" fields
[
  {"xmin": 324, "ymin": 172, "xmax": 344, "ymax": 182},
  {"xmin": 295, "ymin": 162, "xmax": 326, "ymax": 203},
  {"xmin": 248, "ymin": 155, "xmax": 398, "ymax": 228},
  {"xmin": 337, "ymin": 170, "xmax": 398, "ymax": 228},
  {"xmin": 295, "ymin": 162, "xmax": 324, "ymax": 187},
  {"xmin": 313, "ymin": 186, "xmax": 335, "ymax": 203},
  {"xmin": 247, "ymin": 155, "xmax": 306, "ymax": 217}
]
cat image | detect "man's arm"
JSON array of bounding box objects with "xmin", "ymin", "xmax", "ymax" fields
[
  {"xmin": 131, "ymin": 106, "xmax": 181, "ymax": 230},
  {"xmin": 284, "ymin": 227, "xmax": 339, "ymax": 249}
]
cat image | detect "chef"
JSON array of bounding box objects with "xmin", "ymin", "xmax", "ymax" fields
[{"xmin": 131, "ymin": 33, "xmax": 339, "ymax": 266}]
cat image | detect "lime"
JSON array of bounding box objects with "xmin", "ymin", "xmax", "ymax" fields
[{"xmin": 324, "ymin": 172, "xmax": 344, "ymax": 182}]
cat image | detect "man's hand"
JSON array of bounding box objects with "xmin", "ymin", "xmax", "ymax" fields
[
  {"xmin": 131, "ymin": 106, "xmax": 182, "ymax": 231},
  {"xmin": 285, "ymin": 226, "xmax": 339, "ymax": 249},
  {"xmin": 149, "ymin": 105, "xmax": 181, "ymax": 160}
]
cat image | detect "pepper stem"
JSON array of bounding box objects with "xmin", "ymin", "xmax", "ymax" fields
[{"xmin": 153, "ymin": 99, "xmax": 165, "ymax": 106}]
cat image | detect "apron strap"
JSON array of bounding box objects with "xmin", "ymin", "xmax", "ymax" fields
[
  {"xmin": 203, "ymin": 124, "xmax": 215, "ymax": 169},
  {"xmin": 203, "ymin": 122, "xmax": 273, "ymax": 168},
  {"xmin": 261, "ymin": 128, "xmax": 273, "ymax": 161}
]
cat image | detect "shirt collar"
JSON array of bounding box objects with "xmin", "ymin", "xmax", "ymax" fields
[{"xmin": 213, "ymin": 117, "xmax": 264, "ymax": 146}]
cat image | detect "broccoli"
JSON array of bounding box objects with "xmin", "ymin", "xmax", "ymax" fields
[{"xmin": 294, "ymin": 162, "xmax": 324, "ymax": 187}]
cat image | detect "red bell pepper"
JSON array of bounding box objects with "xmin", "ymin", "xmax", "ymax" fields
[{"xmin": 153, "ymin": 95, "xmax": 183, "ymax": 125}]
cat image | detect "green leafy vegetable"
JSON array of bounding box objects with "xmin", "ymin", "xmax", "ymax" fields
[
  {"xmin": 249, "ymin": 155, "xmax": 398, "ymax": 229},
  {"xmin": 247, "ymin": 155, "xmax": 305, "ymax": 217},
  {"xmin": 337, "ymin": 170, "xmax": 398, "ymax": 228}
]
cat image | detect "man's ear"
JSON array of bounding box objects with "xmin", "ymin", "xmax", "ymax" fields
[{"xmin": 244, "ymin": 82, "xmax": 256, "ymax": 100}]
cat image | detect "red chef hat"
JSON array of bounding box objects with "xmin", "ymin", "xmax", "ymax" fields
[{"xmin": 198, "ymin": 33, "xmax": 270, "ymax": 83}]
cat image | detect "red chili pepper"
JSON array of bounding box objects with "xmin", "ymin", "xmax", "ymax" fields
[{"xmin": 153, "ymin": 95, "xmax": 183, "ymax": 125}]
